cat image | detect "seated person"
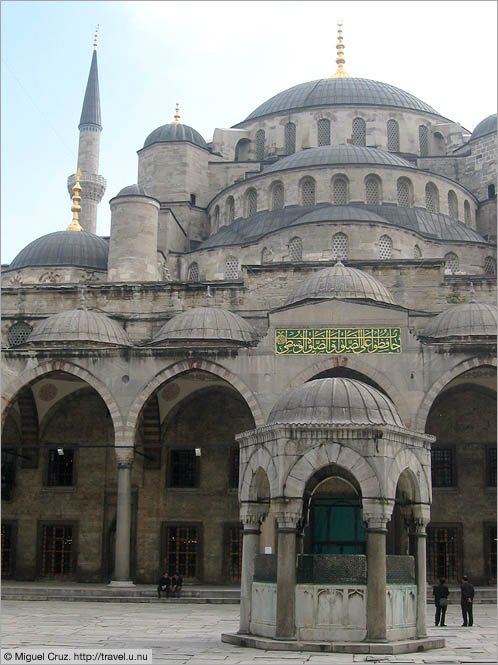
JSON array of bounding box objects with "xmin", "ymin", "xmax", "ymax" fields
[
  {"xmin": 157, "ymin": 571, "xmax": 171, "ymax": 599},
  {"xmin": 170, "ymin": 573, "xmax": 183, "ymax": 598}
]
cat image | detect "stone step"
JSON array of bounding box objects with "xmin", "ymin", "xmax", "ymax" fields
[{"xmin": 1, "ymin": 593, "xmax": 239, "ymax": 603}]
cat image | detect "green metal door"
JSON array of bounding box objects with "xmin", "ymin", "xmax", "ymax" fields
[{"xmin": 311, "ymin": 497, "xmax": 366, "ymax": 554}]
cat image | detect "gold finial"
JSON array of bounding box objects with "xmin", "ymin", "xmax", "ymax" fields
[
  {"xmin": 67, "ymin": 168, "xmax": 83, "ymax": 231},
  {"xmin": 330, "ymin": 20, "xmax": 351, "ymax": 79},
  {"xmin": 93, "ymin": 25, "xmax": 99, "ymax": 51},
  {"xmin": 172, "ymin": 103, "xmax": 181, "ymax": 125}
]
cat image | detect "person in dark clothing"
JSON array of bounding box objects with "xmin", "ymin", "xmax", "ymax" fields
[
  {"xmin": 433, "ymin": 578, "xmax": 450, "ymax": 626},
  {"xmin": 170, "ymin": 573, "xmax": 183, "ymax": 598},
  {"xmin": 460, "ymin": 575, "xmax": 475, "ymax": 626},
  {"xmin": 157, "ymin": 571, "xmax": 171, "ymax": 599}
]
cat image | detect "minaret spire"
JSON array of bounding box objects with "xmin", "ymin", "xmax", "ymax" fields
[
  {"xmin": 330, "ymin": 21, "xmax": 351, "ymax": 79},
  {"xmin": 172, "ymin": 103, "xmax": 181, "ymax": 125},
  {"xmin": 67, "ymin": 29, "xmax": 106, "ymax": 234}
]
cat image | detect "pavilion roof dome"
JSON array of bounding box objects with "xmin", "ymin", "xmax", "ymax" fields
[
  {"xmin": 153, "ymin": 307, "xmax": 257, "ymax": 344},
  {"xmin": 421, "ymin": 302, "xmax": 497, "ymax": 339},
  {"xmin": 26, "ymin": 309, "xmax": 131, "ymax": 346}
]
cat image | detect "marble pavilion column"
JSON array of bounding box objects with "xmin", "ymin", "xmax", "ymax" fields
[
  {"xmin": 412, "ymin": 514, "xmax": 430, "ymax": 638},
  {"xmin": 274, "ymin": 501, "xmax": 302, "ymax": 640},
  {"xmin": 109, "ymin": 447, "xmax": 135, "ymax": 587},
  {"xmin": 238, "ymin": 509, "xmax": 262, "ymax": 634},
  {"xmin": 365, "ymin": 513, "xmax": 390, "ymax": 641}
]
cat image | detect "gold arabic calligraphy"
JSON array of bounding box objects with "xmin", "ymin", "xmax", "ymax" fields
[{"xmin": 275, "ymin": 328, "xmax": 401, "ymax": 355}]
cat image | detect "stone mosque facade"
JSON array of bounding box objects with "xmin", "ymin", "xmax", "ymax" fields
[{"xmin": 1, "ymin": 25, "xmax": 496, "ymax": 628}]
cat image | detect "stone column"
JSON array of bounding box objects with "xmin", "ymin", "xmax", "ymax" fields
[
  {"xmin": 274, "ymin": 503, "xmax": 302, "ymax": 640},
  {"xmin": 365, "ymin": 515, "xmax": 389, "ymax": 642},
  {"xmin": 414, "ymin": 519, "xmax": 428, "ymax": 638},
  {"xmin": 238, "ymin": 513, "xmax": 261, "ymax": 634},
  {"xmin": 109, "ymin": 448, "xmax": 135, "ymax": 587}
]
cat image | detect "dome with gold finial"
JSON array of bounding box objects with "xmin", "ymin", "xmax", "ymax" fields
[{"xmin": 143, "ymin": 103, "xmax": 208, "ymax": 150}]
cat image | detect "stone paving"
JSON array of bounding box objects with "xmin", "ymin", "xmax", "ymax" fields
[{"xmin": 1, "ymin": 600, "xmax": 496, "ymax": 664}]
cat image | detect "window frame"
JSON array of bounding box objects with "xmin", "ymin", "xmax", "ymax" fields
[
  {"xmin": 160, "ymin": 521, "xmax": 202, "ymax": 581},
  {"xmin": 426, "ymin": 523, "xmax": 462, "ymax": 584},
  {"xmin": 37, "ymin": 520, "xmax": 78, "ymax": 579},
  {"xmin": 46, "ymin": 448, "xmax": 75, "ymax": 488},
  {"xmin": 167, "ymin": 448, "xmax": 199, "ymax": 489},
  {"xmin": 431, "ymin": 445, "xmax": 457, "ymax": 489}
]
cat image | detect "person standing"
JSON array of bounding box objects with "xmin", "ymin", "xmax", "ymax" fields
[
  {"xmin": 460, "ymin": 575, "xmax": 475, "ymax": 626},
  {"xmin": 433, "ymin": 578, "xmax": 450, "ymax": 626}
]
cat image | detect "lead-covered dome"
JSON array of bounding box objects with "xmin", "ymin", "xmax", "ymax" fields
[
  {"xmin": 25, "ymin": 309, "xmax": 131, "ymax": 346},
  {"xmin": 422, "ymin": 302, "xmax": 497, "ymax": 339},
  {"xmin": 240, "ymin": 78, "xmax": 439, "ymax": 123},
  {"xmin": 143, "ymin": 123, "xmax": 208, "ymax": 150},
  {"xmin": 267, "ymin": 377, "xmax": 403, "ymax": 427},
  {"xmin": 5, "ymin": 231, "xmax": 108, "ymax": 272},
  {"xmin": 284, "ymin": 262, "xmax": 395, "ymax": 307},
  {"xmin": 470, "ymin": 114, "xmax": 497, "ymax": 142},
  {"xmin": 153, "ymin": 307, "xmax": 257, "ymax": 344}
]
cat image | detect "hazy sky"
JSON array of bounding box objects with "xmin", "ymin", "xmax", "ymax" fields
[{"xmin": 2, "ymin": 0, "xmax": 497, "ymax": 264}]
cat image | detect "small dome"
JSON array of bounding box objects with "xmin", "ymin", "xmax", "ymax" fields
[
  {"xmin": 470, "ymin": 114, "xmax": 497, "ymax": 142},
  {"xmin": 143, "ymin": 123, "xmax": 207, "ymax": 150},
  {"xmin": 268, "ymin": 377, "xmax": 403, "ymax": 427},
  {"xmin": 116, "ymin": 184, "xmax": 151, "ymax": 197},
  {"xmin": 154, "ymin": 307, "xmax": 257, "ymax": 344},
  {"xmin": 263, "ymin": 145, "xmax": 413, "ymax": 174},
  {"xmin": 26, "ymin": 309, "xmax": 131, "ymax": 346},
  {"xmin": 6, "ymin": 231, "xmax": 108, "ymax": 272},
  {"xmin": 285, "ymin": 262, "xmax": 395, "ymax": 307},
  {"xmin": 422, "ymin": 302, "xmax": 497, "ymax": 339}
]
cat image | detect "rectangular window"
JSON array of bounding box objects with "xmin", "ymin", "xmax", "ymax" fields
[
  {"xmin": 1, "ymin": 523, "xmax": 13, "ymax": 578},
  {"xmin": 1, "ymin": 448, "xmax": 16, "ymax": 500},
  {"xmin": 227, "ymin": 525, "xmax": 243, "ymax": 582},
  {"xmin": 169, "ymin": 450, "xmax": 197, "ymax": 488},
  {"xmin": 486, "ymin": 446, "xmax": 497, "ymax": 487},
  {"xmin": 427, "ymin": 525, "xmax": 460, "ymax": 583},
  {"xmin": 47, "ymin": 449, "xmax": 74, "ymax": 486},
  {"xmin": 229, "ymin": 447, "xmax": 239, "ymax": 489},
  {"xmin": 40, "ymin": 525, "xmax": 73, "ymax": 577},
  {"xmin": 431, "ymin": 448, "xmax": 455, "ymax": 487},
  {"xmin": 165, "ymin": 525, "xmax": 198, "ymax": 578},
  {"xmin": 485, "ymin": 524, "xmax": 497, "ymax": 582}
]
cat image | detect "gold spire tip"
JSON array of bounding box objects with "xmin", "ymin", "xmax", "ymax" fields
[
  {"xmin": 93, "ymin": 25, "xmax": 99, "ymax": 51},
  {"xmin": 172, "ymin": 102, "xmax": 181, "ymax": 125},
  {"xmin": 67, "ymin": 168, "xmax": 83, "ymax": 232},
  {"xmin": 330, "ymin": 20, "xmax": 351, "ymax": 79}
]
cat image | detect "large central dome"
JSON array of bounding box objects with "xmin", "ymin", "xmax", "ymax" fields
[{"xmin": 238, "ymin": 78, "xmax": 440, "ymax": 124}]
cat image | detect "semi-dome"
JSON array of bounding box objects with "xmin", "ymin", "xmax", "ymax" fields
[
  {"xmin": 5, "ymin": 231, "xmax": 108, "ymax": 272},
  {"xmin": 267, "ymin": 377, "xmax": 403, "ymax": 427},
  {"xmin": 422, "ymin": 302, "xmax": 497, "ymax": 339},
  {"xmin": 239, "ymin": 78, "xmax": 440, "ymax": 124},
  {"xmin": 263, "ymin": 144, "xmax": 413, "ymax": 174},
  {"xmin": 26, "ymin": 309, "xmax": 131, "ymax": 346},
  {"xmin": 143, "ymin": 123, "xmax": 208, "ymax": 150},
  {"xmin": 284, "ymin": 262, "xmax": 395, "ymax": 307},
  {"xmin": 153, "ymin": 307, "xmax": 257, "ymax": 344},
  {"xmin": 470, "ymin": 114, "xmax": 497, "ymax": 142}
]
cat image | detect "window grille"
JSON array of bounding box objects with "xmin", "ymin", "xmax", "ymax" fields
[
  {"xmin": 397, "ymin": 178, "xmax": 411, "ymax": 207},
  {"xmin": 1, "ymin": 449, "xmax": 16, "ymax": 501},
  {"xmin": 224, "ymin": 256, "xmax": 239, "ymax": 279},
  {"xmin": 227, "ymin": 526, "xmax": 243, "ymax": 582},
  {"xmin": 387, "ymin": 119, "xmax": 400, "ymax": 151},
  {"xmin": 226, "ymin": 197, "xmax": 235, "ymax": 224},
  {"xmin": 365, "ymin": 176, "xmax": 380, "ymax": 205},
  {"xmin": 261, "ymin": 247, "xmax": 272, "ymax": 264},
  {"xmin": 425, "ymin": 183, "xmax": 439, "ymax": 212},
  {"xmin": 448, "ymin": 190, "xmax": 458, "ymax": 219},
  {"xmin": 165, "ymin": 525, "xmax": 198, "ymax": 578},
  {"xmin": 47, "ymin": 449, "xmax": 74, "ymax": 487},
  {"xmin": 484, "ymin": 256, "xmax": 496, "ymax": 274},
  {"xmin": 187, "ymin": 262, "xmax": 199, "ymax": 281},
  {"xmin": 317, "ymin": 118, "xmax": 331, "ymax": 146},
  {"xmin": 41, "ymin": 525, "xmax": 73, "ymax": 577},
  {"xmin": 7, "ymin": 322, "xmax": 33, "ymax": 347},
  {"xmin": 332, "ymin": 233, "xmax": 348, "ymax": 261},
  {"xmin": 271, "ymin": 182, "xmax": 284, "ymax": 210},
  {"xmin": 352, "ymin": 117, "xmax": 366, "ymax": 146},
  {"xmin": 246, "ymin": 189, "xmax": 257, "ymax": 217},
  {"xmin": 1, "ymin": 524, "xmax": 13, "ymax": 577},
  {"xmin": 289, "ymin": 237, "xmax": 303, "ymax": 262},
  {"xmin": 255, "ymin": 129, "xmax": 265, "ymax": 161},
  {"xmin": 427, "ymin": 526, "xmax": 460, "ymax": 583},
  {"xmin": 486, "ymin": 524, "xmax": 497, "ymax": 581},
  {"xmin": 486, "ymin": 447, "xmax": 497, "ymax": 486},
  {"xmin": 285, "ymin": 122, "xmax": 296, "ymax": 154},
  {"xmin": 170, "ymin": 450, "xmax": 197, "ymax": 488},
  {"xmin": 419, "ymin": 125, "xmax": 429, "ymax": 156},
  {"xmin": 378, "ymin": 235, "xmax": 393, "ymax": 260},
  {"xmin": 444, "ymin": 252, "xmax": 459, "ymax": 274},
  {"xmin": 333, "ymin": 178, "xmax": 348, "ymax": 204},
  {"xmin": 301, "ymin": 179, "xmax": 315, "ymax": 207},
  {"xmin": 464, "ymin": 200, "xmax": 471, "ymax": 225},
  {"xmin": 414, "ymin": 244, "xmax": 422, "ymax": 259},
  {"xmin": 431, "ymin": 448, "xmax": 455, "ymax": 487},
  {"xmin": 229, "ymin": 447, "xmax": 240, "ymax": 489}
]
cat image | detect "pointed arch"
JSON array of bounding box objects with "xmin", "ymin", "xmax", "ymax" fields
[
  {"xmin": 388, "ymin": 448, "xmax": 431, "ymax": 504},
  {"xmin": 240, "ymin": 445, "xmax": 279, "ymax": 501}
]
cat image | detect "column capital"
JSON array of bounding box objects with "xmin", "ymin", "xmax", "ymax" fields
[
  {"xmin": 272, "ymin": 498, "xmax": 303, "ymax": 530},
  {"xmin": 115, "ymin": 446, "xmax": 134, "ymax": 466},
  {"xmin": 240, "ymin": 502, "xmax": 267, "ymax": 528},
  {"xmin": 363, "ymin": 513, "xmax": 390, "ymax": 531}
]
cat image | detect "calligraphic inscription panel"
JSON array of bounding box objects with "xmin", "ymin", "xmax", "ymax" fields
[{"xmin": 275, "ymin": 328, "xmax": 401, "ymax": 355}]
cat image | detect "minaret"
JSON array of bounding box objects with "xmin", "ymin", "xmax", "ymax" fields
[{"xmin": 67, "ymin": 28, "xmax": 106, "ymax": 234}]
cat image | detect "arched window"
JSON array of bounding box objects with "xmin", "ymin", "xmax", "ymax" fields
[
  {"xmin": 245, "ymin": 188, "xmax": 257, "ymax": 217},
  {"xmin": 448, "ymin": 190, "xmax": 458, "ymax": 220},
  {"xmin": 288, "ymin": 237, "xmax": 303, "ymax": 262},
  {"xmin": 301, "ymin": 178, "xmax": 316, "ymax": 207},
  {"xmin": 464, "ymin": 200, "xmax": 472, "ymax": 226},
  {"xmin": 224, "ymin": 256, "xmax": 239, "ymax": 279},
  {"xmin": 317, "ymin": 118, "xmax": 331, "ymax": 146},
  {"xmin": 187, "ymin": 262, "xmax": 199, "ymax": 281},
  {"xmin": 226, "ymin": 196, "xmax": 235, "ymax": 224},
  {"xmin": 425, "ymin": 183, "xmax": 440, "ymax": 212},
  {"xmin": 285, "ymin": 122, "xmax": 296, "ymax": 154},
  {"xmin": 333, "ymin": 177, "xmax": 348, "ymax": 204},
  {"xmin": 7, "ymin": 321, "xmax": 33, "ymax": 347},
  {"xmin": 387, "ymin": 119, "xmax": 400, "ymax": 152},
  {"xmin": 379, "ymin": 235, "xmax": 393, "ymax": 260},
  {"xmin": 234, "ymin": 138, "xmax": 250, "ymax": 161},
  {"xmin": 332, "ymin": 232, "xmax": 349, "ymax": 261},
  {"xmin": 261, "ymin": 247, "xmax": 272, "ymax": 264},
  {"xmin": 213, "ymin": 205, "xmax": 220, "ymax": 232},
  {"xmin": 271, "ymin": 182, "xmax": 284, "ymax": 210},
  {"xmin": 397, "ymin": 177, "xmax": 412, "ymax": 208},
  {"xmin": 365, "ymin": 175, "xmax": 381, "ymax": 205},
  {"xmin": 419, "ymin": 125, "xmax": 429, "ymax": 156},
  {"xmin": 484, "ymin": 256, "xmax": 496, "ymax": 274},
  {"xmin": 444, "ymin": 252, "xmax": 459, "ymax": 274},
  {"xmin": 255, "ymin": 129, "xmax": 265, "ymax": 161},
  {"xmin": 414, "ymin": 244, "xmax": 422, "ymax": 259},
  {"xmin": 352, "ymin": 117, "xmax": 366, "ymax": 146}
]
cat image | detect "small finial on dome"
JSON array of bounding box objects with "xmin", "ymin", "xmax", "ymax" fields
[
  {"xmin": 93, "ymin": 26, "xmax": 99, "ymax": 51},
  {"xmin": 172, "ymin": 103, "xmax": 181, "ymax": 125},
  {"xmin": 67, "ymin": 168, "xmax": 83, "ymax": 231},
  {"xmin": 330, "ymin": 20, "xmax": 351, "ymax": 79},
  {"xmin": 469, "ymin": 282, "xmax": 477, "ymax": 303},
  {"xmin": 334, "ymin": 259, "xmax": 345, "ymax": 267}
]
